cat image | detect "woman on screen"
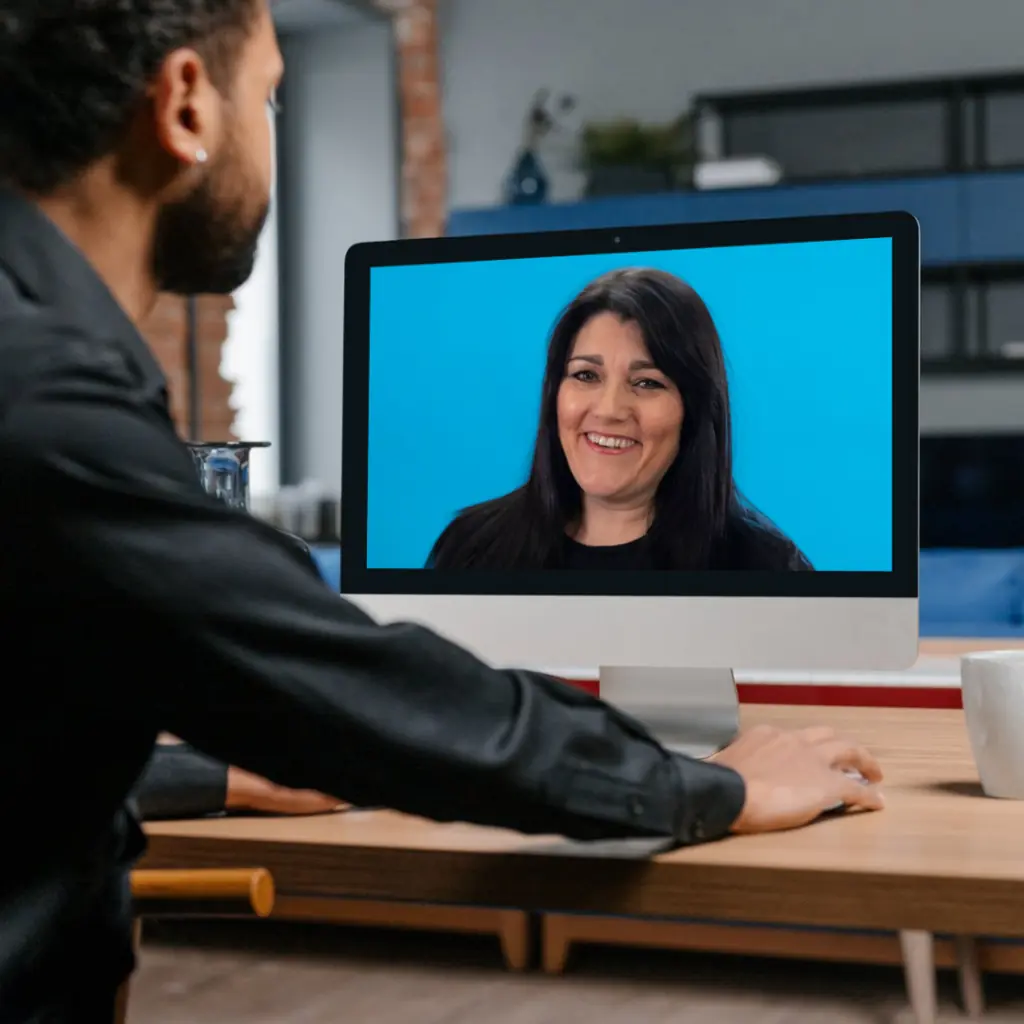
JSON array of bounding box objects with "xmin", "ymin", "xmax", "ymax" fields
[{"xmin": 428, "ymin": 267, "xmax": 812, "ymax": 571}]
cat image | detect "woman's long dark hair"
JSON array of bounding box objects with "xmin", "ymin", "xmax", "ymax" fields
[{"xmin": 430, "ymin": 268, "xmax": 754, "ymax": 570}]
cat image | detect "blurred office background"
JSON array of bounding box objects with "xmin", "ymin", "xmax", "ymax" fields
[{"xmin": 149, "ymin": 0, "xmax": 1024, "ymax": 634}]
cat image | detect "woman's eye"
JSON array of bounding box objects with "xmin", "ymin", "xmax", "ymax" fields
[
  {"xmin": 634, "ymin": 377, "xmax": 665, "ymax": 390},
  {"xmin": 571, "ymin": 369, "xmax": 598, "ymax": 383}
]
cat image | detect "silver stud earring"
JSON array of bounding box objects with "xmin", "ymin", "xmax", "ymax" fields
[{"xmin": 195, "ymin": 148, "xmax": 208, "ymax": 165}]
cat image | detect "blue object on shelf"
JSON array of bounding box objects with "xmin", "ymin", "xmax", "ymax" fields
[{"xmin": 504, "ymin": 148, "xmax": 549, "ymax": 205}]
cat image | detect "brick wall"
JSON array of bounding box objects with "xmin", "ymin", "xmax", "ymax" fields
[
  {"xmin": 140, "ymin": 293, "xmax": 236, "ymax": 442},
  {"xmin": 192, "ymin": 295, "xmax": 236, "ymax": 441},
  {"xmin": 374, "ymin": 0, "xmax": 447, "ymax": 238}
]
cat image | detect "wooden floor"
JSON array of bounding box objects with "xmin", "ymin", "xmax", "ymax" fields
[{"xmin": 129, "ymin": 921, "xmax": 1024, "ymax": 1023}]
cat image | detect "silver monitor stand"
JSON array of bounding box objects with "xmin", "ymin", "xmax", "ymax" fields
[{"xmin": 598, "ymin": 666, "xmax": 741, "ymax": 759}]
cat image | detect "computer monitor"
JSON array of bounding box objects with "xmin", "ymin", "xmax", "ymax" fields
[{"xmin": 341, "ymin": 212, "xmax": 919, "ymax": 751}]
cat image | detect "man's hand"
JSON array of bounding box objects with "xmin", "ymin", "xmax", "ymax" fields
[
  {"xmin": 710, "ymin": 724, "xmax": 885, "ymax": 833},
  {"xmin": 225, "ymin": 766, "xmax": 347, "ymax": 816}
]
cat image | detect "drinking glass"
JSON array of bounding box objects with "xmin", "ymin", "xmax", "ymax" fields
[{"xmin": 186, "ymin": 441, "xmax": 271, "ymax": 511}]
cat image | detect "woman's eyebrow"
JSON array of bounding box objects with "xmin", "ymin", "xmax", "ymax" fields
[
  {"xmin": 629, "ymin": 359, "xmax": 658, "ymax": 371},
  {"xmin": 567, "ymin": 354, "xmax": 602, "ymax": 365}
]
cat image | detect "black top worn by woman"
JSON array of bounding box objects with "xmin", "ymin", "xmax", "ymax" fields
[
  {"xmin": 436, "ymin": 501, "xmax": 814, "ymax": 572},
  {"xmin": 564, "ymin": 513, "xmax": 813, "ymax": 571}
]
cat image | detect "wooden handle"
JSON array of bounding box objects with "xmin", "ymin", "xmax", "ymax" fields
[{"xmin": 131, "ymin": 867, "xmax": 275, "ymax": 918}]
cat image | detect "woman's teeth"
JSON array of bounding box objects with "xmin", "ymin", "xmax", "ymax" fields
[{"xmin": 586, "ymin": 432, "xmax": 638, "ymax": 449}]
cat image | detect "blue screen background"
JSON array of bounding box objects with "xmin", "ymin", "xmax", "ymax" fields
[{"xmin": 366, "ymin": 238, "xmax": 893, "ymax": 572}]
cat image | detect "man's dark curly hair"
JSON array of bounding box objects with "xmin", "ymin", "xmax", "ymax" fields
[{"xmin": 0, "ymin": 1, "xmax": 262, "ymax": 193}]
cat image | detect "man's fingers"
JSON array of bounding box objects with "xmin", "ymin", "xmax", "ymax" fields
[
  {"xmin": 270, "ymin": 789, "xmax": 346, "ymax": 815},
  {"xmin": 835, "ymin": 777, "xmax": 886, "ymax": 813},
  {"xmin": 820, "ymin": 739, "xmax": 884, "ymax": 783},
  {"xmin": 294, "ymin": 791, "xmax": 346, "ymax": 813}
]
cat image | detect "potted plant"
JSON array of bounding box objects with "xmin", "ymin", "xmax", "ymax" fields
[{"xmin": 579, "ymin": 112, "xmax": 696, "ymax": 198}]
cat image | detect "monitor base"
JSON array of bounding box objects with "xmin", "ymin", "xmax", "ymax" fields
[{"xmin": 598, "ymin": 666, "xmax": 740, "ymax": 760}]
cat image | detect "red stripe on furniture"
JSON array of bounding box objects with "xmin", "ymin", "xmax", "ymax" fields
[{"xmin": 559, "ymin": 678, "xmax": 963, "ymax": 710}]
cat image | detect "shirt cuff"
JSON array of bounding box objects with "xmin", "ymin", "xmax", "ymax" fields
[
  {"xmin": 132, "ymin": 744, "xmax": 229, "ymax": 821},
  {"xmin": 670, "ymin": 753, "xmax": 746, "ymax": 844}
]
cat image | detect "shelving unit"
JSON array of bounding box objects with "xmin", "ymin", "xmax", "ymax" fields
[{"xmin": 447, "ymin": 70, "xmax": 1024, "ymax": 375}]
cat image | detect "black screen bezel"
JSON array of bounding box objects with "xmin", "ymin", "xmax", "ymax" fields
[{"xmin": 341, "ymin": 211, "xmax": 919, "ymax": 599}]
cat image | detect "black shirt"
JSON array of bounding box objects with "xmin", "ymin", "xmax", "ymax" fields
[
  {"xmin": 564, "ymin": 518, "xmax": 813, "ymax": 572},
  {"xmin": 0, "ymin": 190, "xmax": 746, "ymax": 1018},
  {"xmin": 130, "ymin": 528, "xmax": 329, "ymax": 824},
  {"xmin": 564, "ymin": 535, "xmax": 656, "ymax": 569}
]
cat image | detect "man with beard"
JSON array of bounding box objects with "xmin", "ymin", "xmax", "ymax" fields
[{"xmin": 0, "ymin": 2, "xmax": 884, "ymax": 1019}]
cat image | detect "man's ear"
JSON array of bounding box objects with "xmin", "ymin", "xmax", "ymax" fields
[{"xmin": 150, "ymin": 48, "xmax": 222, "ymax": 168}]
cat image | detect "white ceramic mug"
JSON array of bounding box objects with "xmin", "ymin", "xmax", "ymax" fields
[{"xmin": 961, "ymin": 651, "xmax": 1024, "ymax": 799}]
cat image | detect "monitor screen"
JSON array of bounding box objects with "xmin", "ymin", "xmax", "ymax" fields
[{"xmin": 342, "ymin": 214, "xmax": 918, "ymax": 601}]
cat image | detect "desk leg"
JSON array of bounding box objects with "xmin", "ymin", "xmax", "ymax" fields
[
  {"xmin": 541, "ymin": 915, "xmax": 572, "ymax": 975},
  {"xmin": 497, "ymin": 911, "xmax": 531, "ymax": 972},
  {"xmin": 900, "ymin": 930, "xmax": 938, "ymax": 1024},
  {"xmin": 955, "ymin": 936, "xmax": 985, "ymax": 1019}
]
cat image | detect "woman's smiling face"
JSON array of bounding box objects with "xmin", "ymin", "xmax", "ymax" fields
[{"xmin": 556, "ymin": 311, "xmax": 684, "ymax": 512}]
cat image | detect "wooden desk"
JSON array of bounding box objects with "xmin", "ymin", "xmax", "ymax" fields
[
  {"xmin": 143, "ymin": 639, "xmax": 1024, "ymax": 1021},
  {"xmin": 923, "ymin": 639, "xmax": 1024, "ymax": 656},
  {"xmin": 145, "ymin": 703, "xmax": 1024, "ymax": 933},
  {"xmin": 144, "ymin": 702, "xmax": 1024, "ymax": 1021}
]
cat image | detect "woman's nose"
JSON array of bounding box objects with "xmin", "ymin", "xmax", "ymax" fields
[{"xmin": 592, "ymin": 382, "xmax": 631, "ymax": 421}]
